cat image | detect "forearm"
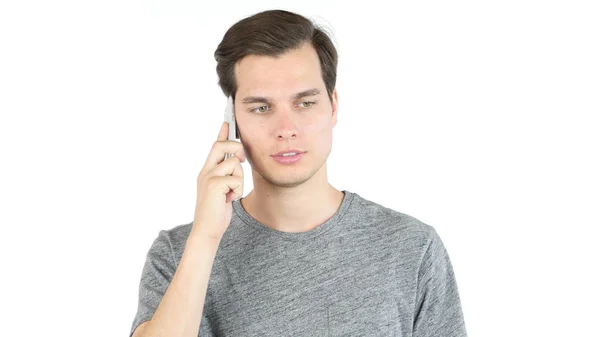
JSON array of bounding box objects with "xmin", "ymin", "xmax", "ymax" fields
[{"xmin": 142, "ymin": 234, "xmax": 220, "ymax": 337}]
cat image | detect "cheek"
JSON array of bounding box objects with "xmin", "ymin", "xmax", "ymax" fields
[
  {"xmin": 310, "ymin": 124, "xmax": 331, "ymax": 139},
  {"xmin": 308, "ymin": 119, "xmax": 334, "ymax": 152},
  {"xmin": 238, "ymin": 126, "xmax": 266, "ymax": 156},
  {"xmin": 306, "ymin": 109, "xmax": 333, "ymax": 130},
  {"xmin": 309, "ymin": 114, "xmax": 334, "ymax": 135}
]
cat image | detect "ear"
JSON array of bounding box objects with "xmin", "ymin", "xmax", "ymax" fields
[{"xmin": 331, "ymin": 89, "xmax": 339, "ymax": 128}]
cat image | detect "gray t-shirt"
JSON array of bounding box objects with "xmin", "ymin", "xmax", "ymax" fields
[{"xmin": 130, "ymin": 190, "xmax": 467, "ymax": 336}]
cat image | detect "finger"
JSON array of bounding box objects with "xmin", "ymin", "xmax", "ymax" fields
[
  {"xmin": 217, "ymin": 122, "xmax": 228, "ymax": 141},
  {"xmin": 225, "ymin": 191, "xmax": 236, "ymax": 203},
  {"xmin": 221, "ymin": 175, "xmax": 244, "ymax": 202},
  {"xmin": 206, "ymin": 141, "xmax": 246, "ymax": 168},
  {"xmin": 225, "ymin": 169, "xmax": 244, "ymax": 202},
  {"xmin": 225, "ymin": 186, "xmax": 242, "ymax": 203},
  {"xmin": 209, "ymin": 155, "xmax": 244, "ymax": 179},
  {"xmin": 208, "ymin": 172, "xmax": 243, "ymax": 200}
]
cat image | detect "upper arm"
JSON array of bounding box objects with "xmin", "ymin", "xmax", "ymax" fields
[
  {"xmin": 412, "ymin": 227, "xmax": 467, "ymax": 337},
  {"xmin": 129, "ymin": 230, "xmax": 177, "ymax": 337}
]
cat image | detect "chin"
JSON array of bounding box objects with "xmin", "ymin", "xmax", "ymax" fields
[
  {"xmin": 272, "ymin": 175, "xmax": 312, "ymax": 188},
  {"xmin": 261, "ymin": 167, "xmax": 312, "ymax": 188},
  {"xmin": 267, "ymin": 158, "xmax": 327, "ymax": 188}
]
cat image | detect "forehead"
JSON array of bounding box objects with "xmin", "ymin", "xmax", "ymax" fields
[{"xmin": 235, "ymin": 43, "xmax": 324, "ymax": 97}]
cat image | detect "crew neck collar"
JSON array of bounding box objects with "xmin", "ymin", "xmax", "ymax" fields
[{"xmin": 232, "ymin": 190, "xmax": 355, "ymax": 241}]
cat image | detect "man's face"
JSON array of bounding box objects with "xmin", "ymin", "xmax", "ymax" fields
[{"xmin": 234, "ymin": 42, "xmax": 338, "ymax": 188}]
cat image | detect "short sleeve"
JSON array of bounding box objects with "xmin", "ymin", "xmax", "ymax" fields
[
  {"xmin": 129, "ymin": 230, "xmax": 176, "ymax": 337},
  {"xmin": 413, "ymin": 228, "xmax": 468, "ymax": 337}
]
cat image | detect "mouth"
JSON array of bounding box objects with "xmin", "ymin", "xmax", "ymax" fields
[
  {"xmin": 271, "ymin": 152, "xmax": 306, "ymax": 165},
  {"xmin": 271, "ymin": 149, "xmax": 306, "ymax": 157}
]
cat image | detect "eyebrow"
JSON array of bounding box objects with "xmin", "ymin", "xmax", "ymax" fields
[{"xmin": 240, "ymin": 88, "xmax": 321, "ymax": 104}]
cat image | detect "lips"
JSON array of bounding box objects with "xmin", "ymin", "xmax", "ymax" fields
[
  {"xmin": 272, "ymin": 152, "xmax": 305, "ymax": 164},
  {"xmin": 272, "ymin": 149, "xmax": 306, "ymax": 157}
]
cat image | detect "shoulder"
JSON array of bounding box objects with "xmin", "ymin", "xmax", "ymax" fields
[
  {"xmin": 348, "ymin": 191, "xmax": 436, "ymax": 247},
  {"xmin": 161, "ymin": 221, "xmax": 194, "ymax": 243},
  {"xmin": 152, "ymin": 222, "xmax": 194, "ymax": 262}
]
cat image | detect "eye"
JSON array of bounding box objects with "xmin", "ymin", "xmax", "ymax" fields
[
  {"xmin": 252, "ymin": 105, "xmax": 269, "ymax": 113},
  {"xmin": 299, "ymin": 101, "xmax": 316, "ymax": 108}
]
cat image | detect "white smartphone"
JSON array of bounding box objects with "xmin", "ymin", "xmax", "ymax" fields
[{"xmin": 223, "ymin": 95, "xmax": 238, "ymax": 161}]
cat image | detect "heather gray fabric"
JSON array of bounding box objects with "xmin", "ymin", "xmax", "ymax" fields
[{"xmin": 130, "ymin": 190, "xmax": 467, "ymax": 336}]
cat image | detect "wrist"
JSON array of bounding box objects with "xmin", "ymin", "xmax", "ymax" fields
[{"xmin": 187, "ymin": 230, "xmax": 222, "ymax": 248}]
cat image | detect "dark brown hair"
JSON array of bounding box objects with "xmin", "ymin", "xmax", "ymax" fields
[{"xmin": 214, "ymin": 9, "xmax": 338, "ymax": 102}]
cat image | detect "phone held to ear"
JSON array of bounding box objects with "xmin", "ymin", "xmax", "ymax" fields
[{"xmin": 223, "ymin": 95, "xmax": 237, "ymax": 161}]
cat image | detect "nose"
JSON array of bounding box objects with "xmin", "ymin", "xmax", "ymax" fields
[{"xmin": 275, "ymin": 109, "xmax": 297, "ymax": 140}]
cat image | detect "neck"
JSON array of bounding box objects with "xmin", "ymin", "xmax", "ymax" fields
[{"xmin": 240, "ymin": 163, "xmax": 344, "ymax": 233}]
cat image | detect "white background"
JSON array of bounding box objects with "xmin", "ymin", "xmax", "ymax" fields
[{"xmin": 1, "ymin": 0, "xmax": 598, "ymax": 336}]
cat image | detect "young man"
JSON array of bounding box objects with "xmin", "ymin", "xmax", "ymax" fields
[{"xmin": 130, "ymin": 9, "xmax": 467, "ymax": 337}]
